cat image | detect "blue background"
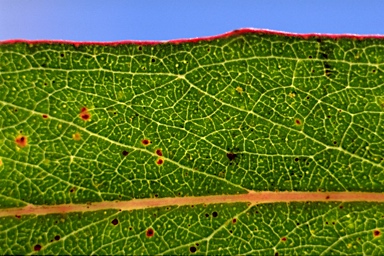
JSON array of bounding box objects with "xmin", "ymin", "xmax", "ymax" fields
[{"xmin": 1, "ymin": 0, "xmax": 384, "ymax": 41}]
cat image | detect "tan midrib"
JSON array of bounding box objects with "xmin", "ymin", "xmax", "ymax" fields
[{"xmin": 1, "ymin": 191, "xmax": 384, "ymax": 217}]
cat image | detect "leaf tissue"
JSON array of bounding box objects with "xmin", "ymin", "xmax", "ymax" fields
[{"xmin": 0, "ymin": 29, "xmax": 384, "ymax": 255}]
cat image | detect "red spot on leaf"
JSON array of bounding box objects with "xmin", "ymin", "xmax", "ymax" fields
[
  {"xmin": 15, "ymin": 215, "xmax": 21, "ymax": 219},
  {"xmin": 79, "ymin": 107, "xmax": 91, "ymax": 121},
  {"xmin": 295, "ymin": 119, "xmax": 302, "ymax": 125},
  {"xmin": 42, "ymin": 114, "xmax": 48, "ymax": 119},
  {"xmin": 374, "ymin": 230, "xmax": 381, "ymax": 237},
  {"xmin": 156, "ymin": 158, "xmax": 164, "ymax": 165},
  {"xmin": 146, "ymin": 228, "xmax": 154, "ymax": 238},
  {"xmin": 281, "ymin": 237, "xmax": 287, "ymax": 242},
  {"xmin": 34, "ymin": 244, "xmax": 42, "ymax": 251},
  {"xmin": 326, "ymin": 195, "xmax": 330, "ymax": 200},
  {"xmin": 232, "ymin": 218, "xmax": 237, "ymax": 224},
  {"xmin": 156, "ymin": 149, "xmax": 163, "ymax": 156},
  {"xmin": 141, "ymin": 139, "xmax": 150, "ymax": 146},
  {"xmin": 15, "ymin": 135, "xmax": 28, "ymax": 148}
]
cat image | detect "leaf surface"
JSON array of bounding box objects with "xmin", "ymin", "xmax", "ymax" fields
[{"xmin": 0, "ymin": 30, "xmax": 384, "ymax": 255}]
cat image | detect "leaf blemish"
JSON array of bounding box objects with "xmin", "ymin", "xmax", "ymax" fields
[
  {"xmin": 54, "ymin": 235, "xmax": 60, "ymax": 241},
  {"xmin": 42, "ymin": 114, "xmax": 48, "ymax": 119},
  {"xmin": 122, "ymin": 150, "xmax": 129, "ymax": 156},
  {"xmin": 72, "ymin": 132, "xmax": 81, "ymax": 141},
  {"xmin": 141, "ymin": 139, "xmax": 150, "ymax": 146},
  {"xmin": 294, "ymin": 119, "xmax": 302, "ymax": 125},
  {"xmin": 79, "ymin": 107, "xmax": 91, "ymax": 121},
  {"xmin": 111, "ymin": 218, "xmax": 119, "ymax": 226},
  {"xmin": 281, "ymin": 237, "xmax": 287, "ymax": 242},
  {"xmin": 212, "ymin": 211, "xmax": 218, "ymax": 217},
  {"xmin": 156, "ymin": 158, "xmax": 164, "ymax": 165},
  {"xmin": 156, "ymin": 149, "xmax": 163, "ymax": 156},
  {"xmin": 15, "ymin": 135, "xmax": 28, "ymax": 148},
  {"xmin": 146, "ymin": 228, "xmax": 154, "ymax": 238},
  {"xmin": 227, "ymin": 152, "xmax": 237, "ymax": 161},
  {"xmin": 189, "ymin": 246, "xmax": 197, "ymax": 253},
  {"xmin": 34, "ymin": 244, "xmax": 42, "ymax": 251},
  {"xmin": 374, "ymin": 229, "xmax": 381, "ymax": 237},
  {"xmin": 232, "ymin": 218, "xmax": 237, "ymax": 224}
]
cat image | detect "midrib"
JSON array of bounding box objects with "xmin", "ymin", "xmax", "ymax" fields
[{"xmin": 1, "ymin": 191, "xmax": 384, "ymax": 217}]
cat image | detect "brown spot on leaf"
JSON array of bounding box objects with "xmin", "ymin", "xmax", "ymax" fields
[
  {"xmin": 156, "ymin": 158, "xmax": 164, "ymax": 165},
  {"xmin": 374, "ymin": 230, "xmax": 381, "ymax": 237},
  {"xmin": 190, "ymin": 246, "xmax": 197, "ymax": 253},
  {"xmin": 212, "ymin": 211, "xmax": 218, "ymax": 217},
  {"xmin": 156, "ymin": 149, "xmax": 163, "ymax": 156},
  {"xmin": 122, "ymin": 150, "xmax": 129, "ymax": 156},
  {"xmin": 146, "ymin": 228, "xmax": 154, "ymax": 238},
  {"xmin": 34, "ymin": 244, "xmax": 42, "ymax": 251},
  {"xmin": 15, "ymin": 135, "xmax": 28, "ymax": 148},
  {"xmin": 79, "ymin": 107, "xmax": 91, "ymax": 121},
  {"xmin": 54, "ymin": 235, "xmax": 60, "ymax": 241},
  {"xmin": 281, "ymin": 237, "xmax": 287, "ymax": 242},
  {"xmin": 326, "ymin": 195, "xmax": 330, "ymax": 200},
  {"xmin": 73, "ymin": 132, "xmax": 81, "ymax": 141},
  {"xmin": 141, "ymin": 139, "xmax": 150, "ymax": 146},
  {"xmin": 111, "ymin": 218, "xmax": 119, "ymax": 226},
  {"xmin": 15, "ymin": 215, "xmax": 21, "ymax": 219},
  {"xmin": 232, "ymin": 218, "xmax": 237, "ymax": 224},
  {"xmin": 69, "ymin": 187, "xmax": 76, "ymax": 193},
  {"xmin": 42, "ymin": 114, "xmax": 48, "ymax": 119},
  {"xmin": 226, "ymin": 152, "xmax": 237, "ymax": 161},
  {"xmin": 295, "ymin": 119, "xmax": 302, "ymax": 125}
]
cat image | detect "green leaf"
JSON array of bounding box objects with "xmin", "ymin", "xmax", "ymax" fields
[{"xmin": 1, "ymin": 30, "xmax": 384, "ymax": 254}]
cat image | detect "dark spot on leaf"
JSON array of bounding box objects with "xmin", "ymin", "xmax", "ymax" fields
[
  {"xmin": 141, "ymin": 139, "xmax": 150, "ymax": 146},
  {"xmin": 227, "ymin": 152, "xmax": 237, "ymax": 161},
  {"xmin": 295, "ymin": 119, "xmax": 302, "ymax": 125},
  {"xmin": 212, "ymin": 211, "xmax": 218, "ymax": 217},
  {"xmin": 156, "ymin": 149, "xmax": 163, "ymax": 156},
  {"xmin": 69, "ymin": 188, "xmax": 76, "ymax": 193},
  {"xmin": 15, "ymin": 135, "xmax": 27, "ymax": 148},
  {"xmin": 34, "ymin": 244, "xmax": 42, "ymax": 251},
  {"xmin": 154, "ymin": 194, "xmax": 158, "ymax": 198},
  {"xmin": 322, "ymin": 53, "xmax": 328, "ymax": 59},
  {"xmin": 156, "ymin": 158, "xmax": 164, "ymax": 165},
  {"xmin": 275, "ymin": 252, "xmax": 279, "ymax": 256},
  {"xmin": 60, "ymin": 53, "xmax": 64, "ymax": 57},
  {"xmin": 205, "ymin": 213, "xmax": 209, "ymax": 217},
  {"xmin": 15, "ymin": 215, "xmax": 21, "ymax": 219},
  {"xmin": 146, "ymin": 228, "xmax": 154, "ymax": 238},
  {"xmin": 54, "ymin": 235, "xmax": 60, "ymax": 241},
  {"xmin": 189, "ymin": 246, "xmax": 197, "ymax": 253},
  {"xmin": 373, "ymin": 69, "xmax": 376, "ymax": 73},
  {"xmin": 296, "ymin": 223, "xmax": 300, "ymax": 225},
  {"xmin": 281, "ymin": 237, "xmax": 287, "ymax": 242},
  {"xmin": 326, "ymin": 195, "xmax": 330, "ymax": 199},
  {"xmin": 294, "ymin": 158, "xmax": 299, "ymax": 162},
  {"xmin": 138, "ymin": 46, "xmax": 142, "ymax": 51},
  {"xmin": 308, "ymin": 55, "xmax": 312, "ymax": 59},
  {"xmin": 232, "ymin": 218, "xmax": 237, "ymax": 224},
  {"xmin": 122, "ymin": 150, "xmax": 129, "ymax": 156},
  {"xmin": 339, "ymin": 205, "xmax": 343, "ymax": 209},
  {"xmin": 374, "ymin": 230, "xmax": 381, "ymax": 237},
  {"xmin": 333, "ymin": 141, "xmax": 337, "ymax": 145},
  {"xmin": 79, "ymin": 107, "xmax": 91, "ymax": 121},
  {"xmin": 111, "ymin": 218, "xmax": 118, "ymax": 225},
  {"xmin": 42, "ymin": 114, "xmax": 48, "ymax": 119},
  {"xmin": 151, "ymin": 58, "xmax": 155, "ymax": 62}
]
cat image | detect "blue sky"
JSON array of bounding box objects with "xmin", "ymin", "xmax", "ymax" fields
[{"xmin": 1, "ymin": 0, "xmax": 384, "ymax": 41}]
